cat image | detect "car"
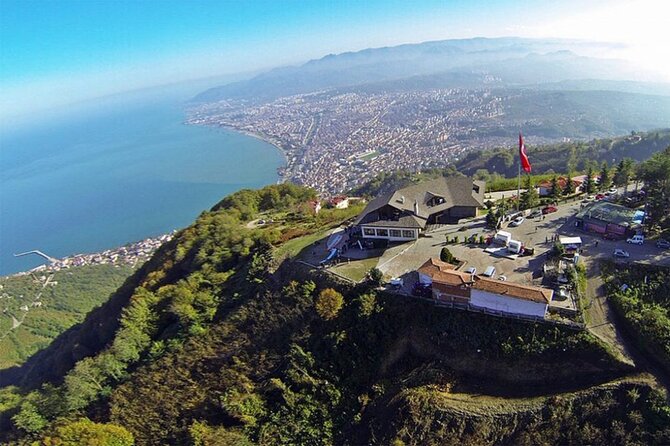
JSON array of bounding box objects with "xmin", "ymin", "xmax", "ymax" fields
[
  {"xmin": 608, "ymin": 187, "xmax": 618, "ymax": 194},
  {"xmin": 497, "ymin": 275, "xmax": 507, "ymax": 281},
  {"xmin": 555, "ymin": 287, "xmax": 570, "ymax": 300},
  {"xmin": 595, "ymin": 194, "xmax": 605, "ymax": 200},
  {"xmin": 509, "ymin": 216, "xmax": 525, "ymax": 227},
  {"xmin": 613, "ymin": 248, "xmax": 630, "ymax": 258},
  {"xmin": 412, "ymin": 282, "xmax": 432, "ymax": 298},
  {"xmin": 528, "ymin": 210, "xmax": 542, "ymax": 218},
  {"xmin": 656, "ymin": 239, "xmax": 670, "ymax": 249},
  {"xmin": 389, "ymin": 277, "xmax": 404, "ymax": 289},
  {"xmin": 542, "ymin": 205, "xmax": 558, "ymax": 214},
  {"xmin": 626, "ymin": 235, "xmax": 645, "ymax": 245},
  {"xmin": 586, "ymin": 195, "xmax": 596, "ymax": 200},
  {"xmin": 464, "ymin": 266, "xmax": 477, "ymax": 275},
  {"xmin": 482, "ymin": 266, "xmax": 496, "ymax": 277}
]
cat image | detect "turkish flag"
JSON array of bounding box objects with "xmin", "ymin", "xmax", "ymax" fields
[{"xmin": 519, "ymin": 132, "xmax": 532, "ymax": 173}]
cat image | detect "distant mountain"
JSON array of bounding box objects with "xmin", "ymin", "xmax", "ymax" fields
[{"xmin": 192, "ymin": 37, "xmax": 666, "ymax": 103}]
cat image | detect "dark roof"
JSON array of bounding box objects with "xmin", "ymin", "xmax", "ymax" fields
[
  {"xmin": 354, "ymin": 177, "xmax": 485, "ymax": 225},
  {"xmin": 361, "ymin": 214, "xmax": 424, "ymax": 228}
]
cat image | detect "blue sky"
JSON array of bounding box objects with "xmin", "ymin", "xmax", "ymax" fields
[{"xmin": 1, "ymin": 0, "xmax": 667, "ymax": 118}]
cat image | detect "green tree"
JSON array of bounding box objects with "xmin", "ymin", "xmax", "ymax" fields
[
  {"xmin": 440, "ymin": 247, "xmax": 456, "ymax": 264},
  {"xmin": 639, "ymin": 146, "xmax": 670, "ymax": 228},
  {"xmin": 614, "ymin": 158, "xmax": 635, "ymax": 194},
  {"xmin": 41, "ymin": 418, "xmax": 134, "ymax": 446},
  {"xmin": 315, "ymin": 288, "xmax": 344, "ymax": 320},
  {"xmin": 357, "ymin": 293, "xmax": 377, "ymax": 318},
  {"xmin": 599, "ymin": 161, "xmax": 611, "ymax": 191},
  {"xmin": 12, "ymin": 401, "xmax": 47, "ymax": 434},
  {"xmin": 550, "ymin": 176, "xmax": 561, "ymax": 201},
  {"xmin": 563, "ymin": 175, "xmax": 576, "ymax": 196},
  {"xmin": 519, "ymin": 175, "xmax": 539, "ymax": 210},
  {"xmin": 367, "ymin": 267, "xmax": 384, "ymax": 286},
  {"xmin": 584, "ymin": 166, "xmax": 595, "ymax": 194}
]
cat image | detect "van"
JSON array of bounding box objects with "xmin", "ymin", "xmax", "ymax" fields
[{"xmin": 482, "ymin": 266, "xmax": 496, "ymax": 277}]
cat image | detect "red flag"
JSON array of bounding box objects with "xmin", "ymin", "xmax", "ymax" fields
[{"xmin": 519, "ymin": 132, "xmax": 532, "ymax": 173}]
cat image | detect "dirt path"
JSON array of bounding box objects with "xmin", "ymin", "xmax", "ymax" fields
[{"xmin": 584, "ymin": 260, "xmax": 636, "ymax": 365}]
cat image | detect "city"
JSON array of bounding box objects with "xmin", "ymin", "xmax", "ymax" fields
[{"xmin": 187, "ymin": 88, "xmax": 579, "ymax": 195}]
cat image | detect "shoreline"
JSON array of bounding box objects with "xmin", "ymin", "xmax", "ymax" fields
[
  {"xmin": 3, "ymin": 233, "xmax": 175, "ymax": 279},
  {"xmin": 187, "ymin": 120, "xmax": 293, "ymax": 185}
]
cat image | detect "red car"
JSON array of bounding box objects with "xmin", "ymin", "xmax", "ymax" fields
[
  {"xmin": 595, "ymin": 194, "xmax": 605, "ymax": 200},
  {"xmin": 542, "ymin": 205, "xmax": 558, "ymax": 214}
]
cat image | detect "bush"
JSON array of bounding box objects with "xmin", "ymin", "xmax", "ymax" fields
[
  {"xmin": 368, "ymin": 268, "xmax": 384, "ymax": 286},
  {"xmin": 315, "ymin": 289, "xmax": 344, "ymax": 320},
  {"xmin": 440, "ymin": 248, "xmax": 456, "ymax": 264}
]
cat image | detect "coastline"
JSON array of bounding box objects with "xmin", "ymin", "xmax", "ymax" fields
[{"xmin": 187, "ymin": 120, "xmax": 293, "ymax": 185}]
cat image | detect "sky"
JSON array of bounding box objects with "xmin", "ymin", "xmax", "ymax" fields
[{"xmin": 1, "ymin": 0, "xmax": 669, "ymax": 120}]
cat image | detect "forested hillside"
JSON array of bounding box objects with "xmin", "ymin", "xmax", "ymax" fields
[
  {"xmin": 350, "ymin": 129, "xmax": 670, "ymax": 198},
  {"xmin": 1, "ymin": 183, "xmax": 668, "ymax": 445}
]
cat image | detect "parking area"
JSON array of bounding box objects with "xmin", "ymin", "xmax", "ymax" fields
[{"xmin": 377, "ymin": 199, "xmax": 670, "ymax": 285}]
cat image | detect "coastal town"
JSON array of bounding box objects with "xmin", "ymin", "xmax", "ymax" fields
[
  {"xmin": 187, "ymin": 88, "xmax": 572, "ymax": 195},
  {"xmin": 12, "ymin": 233, "xmax": 175, "ymax": 276}
]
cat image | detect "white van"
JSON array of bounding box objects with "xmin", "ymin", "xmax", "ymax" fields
[{"xmin": 482, "ymin": 266, "xmax": 496, "ymax": 277}]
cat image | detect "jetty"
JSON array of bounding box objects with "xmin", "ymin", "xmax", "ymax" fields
[{"xmin": 13, "ymin": 250, "xmax": 58, "ymax": 264}]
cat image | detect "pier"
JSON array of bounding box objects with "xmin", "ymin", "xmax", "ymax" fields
[{"xmin": 13, "ymin": 250, "xmax": 59, "ymax": 264}]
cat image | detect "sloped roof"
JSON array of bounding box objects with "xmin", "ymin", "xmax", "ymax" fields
[
  {"xmin": 354, "ymin": 176, "xmax": 484, "ymax": 224},
  {"xmin": 418, "ymin": 258, "xmax": 474, "ymax": 286},
  {"xmin": 472, "ymin": 277, "xmax": 553, "ymax": 304}
]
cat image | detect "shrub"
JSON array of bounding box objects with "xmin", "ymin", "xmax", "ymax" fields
[
  {"xmin": 440, "ymin": 247, "xmax": 456, "ymax": 264},
  {"xmin": 368, "ymin": 268, "xmax": 384, "ymax": 286}
]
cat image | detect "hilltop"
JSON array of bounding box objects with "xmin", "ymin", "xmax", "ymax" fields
[{"xmin": 1, "ymin": 181, "xmax": 668, "ymax": 445}]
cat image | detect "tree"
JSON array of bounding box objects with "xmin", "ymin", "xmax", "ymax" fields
[
  {"xmin": 315, "ymin": 289, "xmax": 344, "ymax": 320},
  {"xmin": 584, "ymin": 166, "xmax": 595, "ymax": 194},
  {"xmin": 12, "ymin": 401, "xmax": 47, "ymax": 433},
  {"xmin": 638, "ymin": 146, "xmax": 670, "ymax": 228},
  {"xmin": 40, "ymin": 418, "xmax": 134, "ymax": 446},
  {"xmin": 550, "ymin": 176, "xmax": 561, "ymax": 201},
  {"xmin": 599, "ymin": 161, "xmax": 611, "ymax": 191},
  {"xmin": 440, "ymin": 247, "xmax": 456, "ymax": 264},
  {"xmin": 563, "ymin": 175, "xmax": 576, "ymax": 196},
  {"xmin": 357, "ymin": 293, "xmax": 377, "ymax": 318},
  {"xmin": 519, "ymin": 176, "xmax": 539, "ymax": 210},
  {"xmin": 614, "ymin": 158, "xmax": 635, "ymax": 194},
  {"xmin": 367, "ymin": 267, "xmax": 383, "ymax": 286}
]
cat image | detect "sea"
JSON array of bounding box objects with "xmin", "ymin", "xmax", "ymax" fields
[{"xmin": 0, "ymin": 80, "xmax": 284, "ymax": 275}]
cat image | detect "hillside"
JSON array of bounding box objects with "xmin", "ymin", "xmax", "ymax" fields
[
  {"xmin": 350, "ymin": 129, "xmax": 670, "ymax": 197},
  {"xmin": 1, "ymin": 183, "xmax": 668, "ymax": 445},
  {"xmin": 0, "ymin": 265, "xmax": 135, "ymax": 371}
]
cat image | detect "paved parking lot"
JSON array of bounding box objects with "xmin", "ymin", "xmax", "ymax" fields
[{"xmin": 376, "ymin": 198, "xmax": 670, "ymax": 285}]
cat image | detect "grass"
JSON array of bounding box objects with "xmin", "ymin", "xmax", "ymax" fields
[
  {"xmin": 329, "ymin": 257, "xmax": 380, "ymax": 282},
  {"xmin": 274, "ymin": 229, "xmax": 332, "ymax": 260},
  {"xmin": 0, "ymin": 264, "xmax": 135, "ymax": 370}
]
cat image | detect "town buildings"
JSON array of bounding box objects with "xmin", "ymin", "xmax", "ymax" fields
[
  {"xmin": 574, "ymin": 201, "xmax": 644, "ymax": 238},
  {"xmin": 354, "ymin": 177, "xmax": 485, "ymax": 241}
]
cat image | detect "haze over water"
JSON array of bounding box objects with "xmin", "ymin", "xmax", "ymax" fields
[{"xmin": 0, "ymin": 82, "xmax": 284, "ymax": 275}]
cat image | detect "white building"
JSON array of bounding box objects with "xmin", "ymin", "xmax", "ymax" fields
[{"xmin": 470, "ymin": 277, "xmax": 553, "ymax": 318}]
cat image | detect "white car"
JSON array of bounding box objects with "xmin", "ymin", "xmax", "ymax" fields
[
  {"xmin": 608, "ymin": 187, "xmax": 618, "ymax": 194},
  {"xmin": 626, "ymin": 235, "xmax": 645, "ymax": 245},
  {"xmin": 613, "ymin": 248, "xmax": 630, "ymax": 258},
  {"xmin": 389, "ymin": 277, "xmax": 404, "ymax": 288},
  {"xmin": 510, "ymin": 216, "xmax": 525, "ymax": 227},
  {"xmin": 465, "ymin": 266, "xmax": 476, "ymax": 275}
]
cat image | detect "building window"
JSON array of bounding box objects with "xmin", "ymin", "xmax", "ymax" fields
[
  {"xmin": 402, "ymin": 230, "xmax": 415, "ymax": 238},
  {"xmin": 363, "ymin": 228, "xmax": 375, "ymax": 236},
  {"xmin": 376, "ymin": 228, "xmax": 389, "ymax": 237},
  {"xmin": 390, "ymin": 229, "xmax": 401, "ymax": 238}
]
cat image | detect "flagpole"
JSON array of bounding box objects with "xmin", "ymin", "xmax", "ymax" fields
[{"xmin": 517, "ymin": 131, "xmax": 521, "ymax": 211}]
